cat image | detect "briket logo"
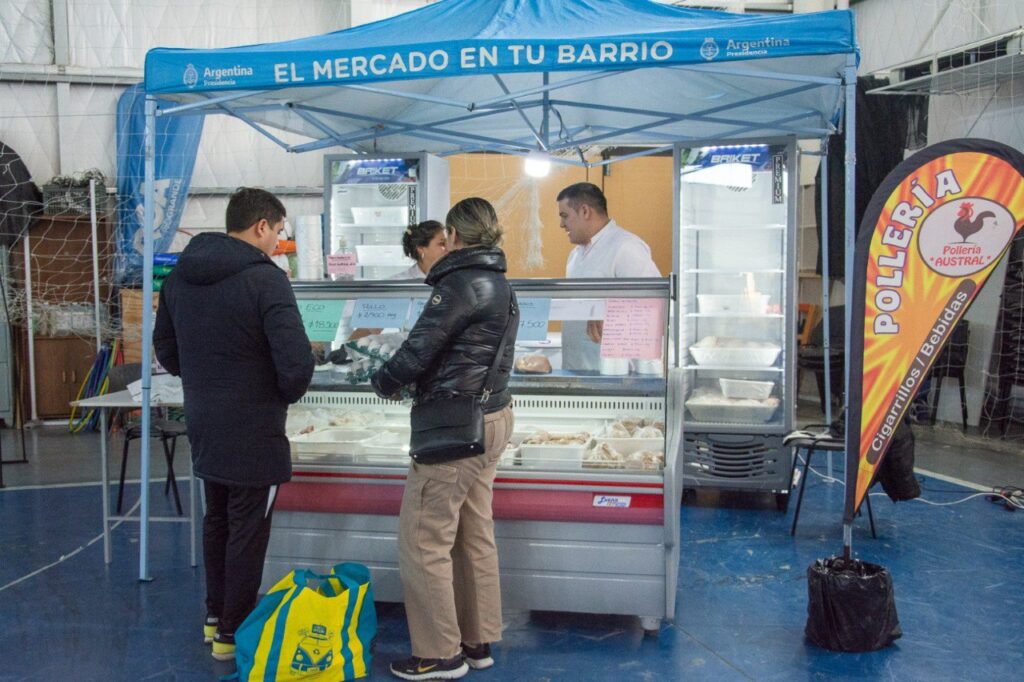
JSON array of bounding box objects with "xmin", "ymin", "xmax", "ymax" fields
[
  {"xmin": 700, "ymin": 37, "xmax": 719, "ymax": 61},
  {"xmin": 183, "ymin": 64, "xmax": 198, "ymax": 88},
  {"xmin": 917, "ymin": 197, "xmax": 1014, "ymax": 277}
]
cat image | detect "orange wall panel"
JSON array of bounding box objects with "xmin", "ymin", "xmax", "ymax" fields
[{"xmin": 448, "ymin": 153, "xmax": 674, "ymax": 279}]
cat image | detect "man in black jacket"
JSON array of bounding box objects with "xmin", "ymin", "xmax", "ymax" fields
[{"xmin": 154, "ymin": 187, "xmax": 314, "ymax": 661}]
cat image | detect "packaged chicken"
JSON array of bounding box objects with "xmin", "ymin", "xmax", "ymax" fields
[{"xmin": 514, "ymin": 354, "xmax": 553, "ymax": 374}]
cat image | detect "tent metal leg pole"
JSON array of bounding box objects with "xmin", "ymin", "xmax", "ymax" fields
[
  {"xmin": 842, "ymin": 56, "xmax": 857, "ymax": 555},
  {"xmin": 90, "ymin": 179, "xmax": 102, "ymax": 355},
  {"xmin": 819, "ymin": 141, "xmax": 832, "ymax": 477},
  {"xmin": 139, "ymin": 95, "xmax": 157, "ymax": 582}
]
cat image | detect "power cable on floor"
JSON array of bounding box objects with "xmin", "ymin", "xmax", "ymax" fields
[
  {"xmin": 0, "ymin": 498, "xmax": 141, "ymax": 594},
  {"xmin": 798, "ymin": 454, "xmax": 1024, "ymax": 512}
]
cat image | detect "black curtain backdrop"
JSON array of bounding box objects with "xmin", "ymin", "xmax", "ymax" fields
[{"xmin": 814, "ymin": 76, "xmax": 927, "ymax": 279}]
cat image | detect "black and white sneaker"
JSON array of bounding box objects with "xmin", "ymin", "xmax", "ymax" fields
[
  {"xmin": 461, "ymin": 642, "xmax": 494, "ymax": 670},
  {"xmin": 389, "ymin": 655, "xmax": 469, "ymax": 680}
]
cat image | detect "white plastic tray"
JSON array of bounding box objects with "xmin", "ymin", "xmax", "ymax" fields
[
  {"xmin": 697, "ymin": 293, "xmax": 770, "ymax": 314},
  {"xmin": 519, "ymin": 432, "xmax": 592, "ymax": 469},
  {"xmin": 351, "ymin": 206, "xmax": 409, "ymax": 226},
  {"xmin": 361, "ymin": 430, "xmax": 410, "ymax": 456},
  {"xmin": 289, "ymin": 428, "xmax": 376, "ymax": 456},
  {"xmin": 689, "ymin": 337, "xmax": 781, "ymax": 367},
  {"xmin": 584, "ymin": 438, "xmax": 665, "ymax": 471},
  {"xmin": 685, "ymin": 390, "xmax": 779, "ymax": 424},
  {"xmin": 719, "ymin": 378, "xmax": 774, "ymax": 400}
]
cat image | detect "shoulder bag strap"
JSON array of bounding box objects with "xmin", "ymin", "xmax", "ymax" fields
[{"xmin": 481, "ymin": 292, "xmax": 518, "ymax": 404}]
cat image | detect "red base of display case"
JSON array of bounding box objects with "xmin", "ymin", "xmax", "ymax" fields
[{"xmin": 277, "ymin": 471, "xmax": 664, "ymax": 525}]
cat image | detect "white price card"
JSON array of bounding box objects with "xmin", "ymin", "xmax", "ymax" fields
[
  {"xmin": 350, "ymin": 298, "xmax": 409, "ymax": 328},
  {"xmin": 516, "ymin": 298, "xmax": 551, "ymax": 342},
  {"xmin": 296, "ymin": 299, "xmax": 346, "ymax": 342}
]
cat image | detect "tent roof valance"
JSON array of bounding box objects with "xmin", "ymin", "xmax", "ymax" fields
[{"xmin": 143, "ymin": 0, "xmax": 858, "ymax": 158}]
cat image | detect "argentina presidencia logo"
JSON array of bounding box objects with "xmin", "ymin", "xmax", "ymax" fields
[
  {"xmin": 183, "ymin": 64, "xmax": 198, "ymax": 88},
  {"xmin": 700, "ymin": 37, "xmax": 720, "ymax": 61}
]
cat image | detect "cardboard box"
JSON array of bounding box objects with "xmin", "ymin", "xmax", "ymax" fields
[{"xmin": 120, "ymin": 289, "xmax": 159, "ymax": 364}]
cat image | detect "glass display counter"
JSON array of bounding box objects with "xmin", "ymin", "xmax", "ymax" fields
[{"xmin": 262, "ymin": 278, "xmax": 683, "ymax": 632}]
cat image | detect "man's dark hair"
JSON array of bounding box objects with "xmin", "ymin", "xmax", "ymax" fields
[
  {"xmin": 556, "ymin": 182, "xmax": 608, "ymax": 215},
  {"xmin": 225, "ymin": 187, "xmax": 286, "ymax": 233}
]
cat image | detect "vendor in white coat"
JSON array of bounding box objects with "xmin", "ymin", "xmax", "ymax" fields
[
  {"xmin": 392, "ymin": 219, "xmax": 448, "ymax": 280},
  {"xmin": 557, "ymin": 182, "xmax": 661, "ymax": 371}
]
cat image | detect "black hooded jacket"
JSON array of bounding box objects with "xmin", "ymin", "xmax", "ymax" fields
[
  {"xmin": 154, "ymin": 232, "xmax": 314, "ymax": 487},
  {"xmin": 371, "ymin": 246, "xmax": 518, "ymax": 412}
]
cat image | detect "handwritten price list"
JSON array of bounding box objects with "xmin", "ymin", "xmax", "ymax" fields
[{"xmin": 600, "ymin": 298, "xmax": 665, "ymax": 359}]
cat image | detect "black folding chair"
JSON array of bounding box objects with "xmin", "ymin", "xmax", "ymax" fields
[
  {"xmin": 785, "ymin": 426, "xmax": 875, "ymax": 538},
  {"xmin": 107, "ymin": 363, "xmax": 188, "ymax": 515}
]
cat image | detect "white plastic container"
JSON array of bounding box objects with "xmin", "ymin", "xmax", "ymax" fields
[
  {"xmin": 519, "ymin": 432, "xmax": 592, "ymax": 469},
  {"xmin": 689, "ymin": 337, "xmax": 781, "ymax": 367},
  {"xmin": 697, "ymin": 293, "xmax": 770, "ymax": 315},
  {"xmin": 519, "ymin": 442, "xmax": 589, "ymax": 469},
  {"xmin": 289, "ymin": 428, "xmax": 375, "ymax": 458},
  {"xmin": 599, "ymin": 357, "xmax": 630, "ymax": 376},
  {"xmin": 351, "ymin": 206, "xmax": 409, "ymax": 226},
  {"xmin": 719, "ymin": 378, "xmax": 775, "ymax": 400},
  {"xmin": 360, "ymin": 430, "xmax": 409, "ymax": 457},
  {"xmin": 685, "ymin": 389, "xmax": 779, "ymax": 424},
  {"xmin": 584, "ymin": 438, "xmax": 665, "ymax": 471}
]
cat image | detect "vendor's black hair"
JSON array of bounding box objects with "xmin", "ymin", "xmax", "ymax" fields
[
  {"xmin": 557, "ymin": 182, "xmax": 608, "ymax": 216},
  {"xmin": 402, "ymin": 220, "xmax": 444, "ymax": 262},
  {"xmin": 226, "ymin": 187, "xmax": 286, "ymax": 233}
]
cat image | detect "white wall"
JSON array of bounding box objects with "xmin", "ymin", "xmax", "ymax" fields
[
  {"xmin": 0, "ymin": 0, "xmax": 357, "ymax": 223},
  {"xmin": 853, "ymin": 0, "xmax": 1024, "ymax": 426}
]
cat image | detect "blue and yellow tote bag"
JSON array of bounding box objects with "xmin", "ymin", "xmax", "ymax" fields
[{"xmin": 234, "ymin": 562, "xmax": 376, "ymax": 681}]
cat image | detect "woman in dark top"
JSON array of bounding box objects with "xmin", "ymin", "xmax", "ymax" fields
[{"xmin": 371, "ymin": 197, "xmax": 517, "ymax": 681}]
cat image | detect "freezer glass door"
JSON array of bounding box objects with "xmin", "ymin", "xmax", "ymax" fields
[
  {"xmin": 326, "ymin": 156, "xmax": 420, "ymax": 280},
  {"xmin": 678, "ymin": 143, "xmax": 791, "ymax": 429}
]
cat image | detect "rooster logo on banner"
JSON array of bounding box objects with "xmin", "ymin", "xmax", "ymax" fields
[{"xmin": 953, "ymin": 201, "xmax": 996, "ymax": 243}]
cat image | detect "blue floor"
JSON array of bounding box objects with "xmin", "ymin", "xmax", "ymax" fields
[{"xmin": 1, "ymin": 469, "xmax": 1022, "ymax": 681}]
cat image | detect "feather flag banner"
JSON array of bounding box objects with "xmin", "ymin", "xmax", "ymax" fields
[{"xmin": 844, "ymin": 139, "xmax": 1024, "ymax": 523}]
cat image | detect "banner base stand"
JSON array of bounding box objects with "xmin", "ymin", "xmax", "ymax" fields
[{"xmin": 805, "ymin": 556, "xmax": 902, "ymax": 652}]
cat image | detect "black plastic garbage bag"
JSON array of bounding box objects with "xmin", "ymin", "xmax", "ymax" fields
[{"xmin": 806, "ymin": 557, "xmax": 902, "ymax": 652}]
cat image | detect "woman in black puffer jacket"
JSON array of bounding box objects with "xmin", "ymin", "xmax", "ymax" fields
[{"xmin": 371, "ymin": 197, "xmax": 517, "ymax": 680}]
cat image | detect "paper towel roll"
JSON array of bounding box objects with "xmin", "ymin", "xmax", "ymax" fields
[{"xmin": 294, "ymin": 215, "xmax": 324, "ymax": 280}]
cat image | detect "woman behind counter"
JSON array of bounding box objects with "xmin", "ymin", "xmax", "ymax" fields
[
  {"xmin": 371, "ymin": 198, "xmax": 517, "ymax": 681},
  {"xmin": 392, "ymin": 219, "xmax": 448, "ymax": 279}
]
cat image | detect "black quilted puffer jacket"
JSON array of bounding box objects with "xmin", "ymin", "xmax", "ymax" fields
[{"xmin": 371, "ymin": 245, "xmax": 518, "ymax": 413}]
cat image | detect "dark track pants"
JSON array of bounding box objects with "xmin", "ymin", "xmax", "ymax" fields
[{"xmin": 202, "ymin": 480, "xmax": 278, "ymax": 635}]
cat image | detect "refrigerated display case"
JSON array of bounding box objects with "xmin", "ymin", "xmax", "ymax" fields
[
  {"xmin": 264, "ymin": 278, "xmax": 683, "ymax": 631},
  {"xmin": 323, "ymin": 153, "xmax": 449, "ymax": 279},
  {"xmin": 674, "ymin": 140, "xmax": 797, "ymax": 507}
]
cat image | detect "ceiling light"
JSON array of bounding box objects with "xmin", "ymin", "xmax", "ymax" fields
[{"xmin": 524, "ymin": 150, "xmax": 552, "ymax": 178}]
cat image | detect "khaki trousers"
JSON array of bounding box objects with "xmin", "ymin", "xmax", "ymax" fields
[{"xmin": 398, "ymin": 405, "xmax": 514, "ymax": 659}]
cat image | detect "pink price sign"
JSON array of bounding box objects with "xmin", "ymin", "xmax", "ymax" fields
[
  {"xmin": 327, "ymin": 253, "xmax": 357, "ymax": 276},
  {"xmin": 599, "ymin": 298, "xmax": 665, "ymax": 359}
]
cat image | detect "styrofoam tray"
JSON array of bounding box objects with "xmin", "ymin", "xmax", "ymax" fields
[
  {"xmin": 719, "ymin": 378, "xmax": 774, "ymax": 400},
  {"xmin": 689, "ymin": 342, "xmax": 781, "ymax": 367},
  {"xmin": 289, "ymin": 428, "xmax": 375, "ymax": 456},
  {"xmin": 697, "ymin": 293, "xmax": 770, "ymax": 314},
  {"xmin": 585, "ymin": 439, "xmax": 665, "ymax": 470},
  {"xmin": 361, "ymin": 430, "xmax": 410, "ymax": 456},
  {"xmin": 685, "ymin": 390, "xmax": 779, "ymax": 424},
  {"xmin": 351, "ymin": 206, "xmax": 409, "ymax": 226},
  {"xmin": 519, "ymin": 435, "xmax": 592, "ymax": 469},
  {"xmin": 593, "ymin": 436, "xmax": 663, "ymax": 452}
]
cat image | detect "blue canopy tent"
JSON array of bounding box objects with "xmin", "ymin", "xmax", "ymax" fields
[{"xmin": 132, "ymin": 0, "xmax": 858, "ymax": 580}]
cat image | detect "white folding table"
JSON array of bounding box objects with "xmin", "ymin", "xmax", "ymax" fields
[{"xmin": 73, "ymin": 389, "xmax": 199, "ymax": 577}]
